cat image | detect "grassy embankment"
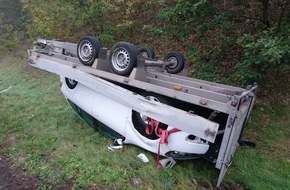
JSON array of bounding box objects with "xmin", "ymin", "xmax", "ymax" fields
[{"xmin": 0, "ymin": 51, "xmax": 289, "ymax": 189}]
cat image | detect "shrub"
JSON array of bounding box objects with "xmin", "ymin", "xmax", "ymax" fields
[
  {"xmin": 236, "ymin": 28, "xmax": 290, "ymax": 85},
  {"xmin": 0, "ymin": 0, "xmax": 26, "ymax": 51}
]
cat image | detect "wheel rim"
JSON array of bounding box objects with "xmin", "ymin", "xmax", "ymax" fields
[
  {"xmin": 78, "ymin": 40, "xmax": 94, "ymax": 62},
  {"xmin": 140, "ymin": 96, "xmax": 160, "ymax": 123},
  {"xmin": 140, "ymin": 51, "xmax": 149, "ymax": 58},
  {"xmin": 68, "ymin": 78, "xmax": 76, "ymax": 85},
  {"xmin": 111, "ymin": 47, "xmax": 130, "ymax": 71},
  {"xmin": 167, "ymin": 56, "xmax": 178, "ymax": 69}
]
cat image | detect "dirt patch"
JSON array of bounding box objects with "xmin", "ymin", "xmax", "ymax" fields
[
  {"xmin": 214, "ymin": 182, "xmax": 245, "ymax": 190},
  {"xmin": 130, "ymin": 177, "xmax": 143, "ymax": 186},
  {"xmin": 53, "ymin": 179, "xmax": 75, "ymax": 190},
  {"xmin": 0, "ymin": 151, "xmax": 41, "ymax": 190},
  {"xmin": 86, "ymin": 183, "xmax": 112, "ymax": 190},
  {"xmin": 0, "ymin": 149, "xmax": 76, "ymax": 190},
  {"xmin": 193, "ymin": 179, "xmax": 246, "ymax": 190}
]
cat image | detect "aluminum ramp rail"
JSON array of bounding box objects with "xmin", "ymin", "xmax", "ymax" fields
[{"xmin": 28, "ymin": 50, "xmax": 219, "ymax": 143}]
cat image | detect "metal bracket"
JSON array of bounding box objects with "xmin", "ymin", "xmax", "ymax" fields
[{"xmin": 217, "ymin": 158, "xmax": 232, "ymax": 168}]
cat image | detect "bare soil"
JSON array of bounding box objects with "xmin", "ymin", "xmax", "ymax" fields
[
  {"xmin": 194, "ymin": 179, "xmax": 245, "ymax": 190},
  {"xmin": 0, "ymin": 151, "xmax": 40, "ymax": 190},
  {"xmin": 0, "ymin": 150, "xmax": 76, "ymax": 190}
]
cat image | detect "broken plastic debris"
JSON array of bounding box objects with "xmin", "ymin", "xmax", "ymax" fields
[
  {"xmin": 137, "ymin": 153, "xmax": 149, "ymax": 163},
  {"xmin": 107, "ymin": 146, "xmax": 116, "ymax": 151},
  {"xmin": 159, "ymin": 157, "xmax": 176, "ymax": 168},
  {"xmin": 108, "ymin": 138, "xmax": 123, "ymax": 151}
]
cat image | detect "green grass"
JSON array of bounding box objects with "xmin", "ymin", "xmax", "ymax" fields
[
  {"xmin": 0, "ymin": 52, "xmax": 289, "ymax": 190},
  {"xmin": 227, "ymin": 102, "xmax": 290, "ymax": 190}
]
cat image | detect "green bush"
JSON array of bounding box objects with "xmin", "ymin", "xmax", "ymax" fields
[
  {"xmin": 158, "ymin": 0, "xmax": 213, "ymax": 38},
  {"xmin": 0, "ymin": 23, "xmax": 22, "ymax": 51},
  {"xmin": 99, "ymin": 33, "xmax": 115, "ymax": 47},
  {"xmin": 0, "ymin": 0, "xmax": 26, "ymax": 51},
  {"xmin": 24, "ymin": 1, "xmax": 81, "ymax": 41},
  {"xmin": 236, "ymin": 28, "xmax": 290, "ymax": 85}
]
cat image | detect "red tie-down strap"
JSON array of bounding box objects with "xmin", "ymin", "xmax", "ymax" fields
[{"xmin": 146, "ymin": 118, "xmax": 180, "ymax": 167}]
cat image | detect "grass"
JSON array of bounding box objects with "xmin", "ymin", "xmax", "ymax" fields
[
  {"xmin": 0, "ymin": 51, "xmax": 289, "ymax": 190},
  {"xmin": 227, "ymin": 101, "xmax": 290, "ymax": 190}
]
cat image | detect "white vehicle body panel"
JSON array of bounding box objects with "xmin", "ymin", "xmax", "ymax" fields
[{"xmin": 61, "ymin": 78, "xmax": 210, "ymax": 156}]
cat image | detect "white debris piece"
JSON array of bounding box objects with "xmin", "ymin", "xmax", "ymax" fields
[
  {"xmin": 159, "ymin": 157, "xmax": 176, "ymax": 168},
  {"xmin": 0, "ymin": 86, "xmax": 12, "ymax": 94},
  {"xmin": 137, "ymin": 153, "xmax": 149, "ymax": 163}
]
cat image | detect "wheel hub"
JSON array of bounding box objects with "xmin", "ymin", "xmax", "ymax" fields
[
  {"xmin": 140, "ymin": 51, "xmax": 149, "ymax": 58},
  {"xmin": 68, "ymin": 78, "xmax": 76, "ymax": 85},
  {"xmin": 79, "ymin": 42, "xmax": 93, "ymax": 61},
  {"xmin": 167, "ymin": 57, "xmax": 178, "ymax": 69},
  {"xmin": 112, "ymin": 48, "xmax": 130, "ymax": 71}
]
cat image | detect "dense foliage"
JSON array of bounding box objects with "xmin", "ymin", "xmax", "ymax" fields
[
  {"xmin": 0, "ymin": 0, "xmax": 25, "ymax": 51},
  {"xmin": 0, "ymin": 0, "xmax": 289, "ymax": 87}
]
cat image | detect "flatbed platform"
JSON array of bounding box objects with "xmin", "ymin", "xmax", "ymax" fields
[{"xmin": 29, "ymin": 39, "xmax": 249, "ymax": 114}]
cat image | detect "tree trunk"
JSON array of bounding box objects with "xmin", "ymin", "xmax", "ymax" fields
[{"xmin": 262, "ymin": 0, "xmax": 271, "ymax": 29}]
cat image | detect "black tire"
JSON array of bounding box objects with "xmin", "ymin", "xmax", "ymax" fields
[
  {"xmin": 138, "ymin": 47, "xmax": 155, "ymax": 59},
  {"xmin": 109, "ymin": 42, "xmax": 138, "ymax": 76},
  {"xmin": 132, "ymin": 92, "xmax": 169, "ymax": 140},
  {"xmin": 164, "ymin": 51, "xmax": 185, "ymax": 74},
  {"xmin": 65, "ymin": 78, "xmax": 78, "ymax": 89},
  {"xmin": 77, "ymin": 36, "xmax": 103, "ymax": 66}
]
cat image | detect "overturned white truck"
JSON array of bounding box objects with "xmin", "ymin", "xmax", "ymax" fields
[{"xmin": 28, "ymin": 37, "xmax": 257, "ymax": 187}]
